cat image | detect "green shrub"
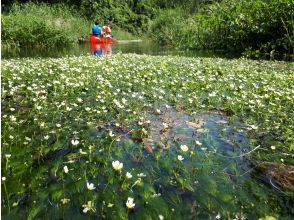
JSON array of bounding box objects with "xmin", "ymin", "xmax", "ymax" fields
[
  {"xmin": 150, "ymin": 0, "xmax": 293, "ymax": 60},
  {"xmin": 1, "ymin": 3, "xmax": 89, "ymax": 47},
  {"xmin": 79, "ymin": 0, "xmax": 154, "ymax": 35},
  {"xmin": 149, "ymin": 9, "xmax": 184, "ymax": 46}
]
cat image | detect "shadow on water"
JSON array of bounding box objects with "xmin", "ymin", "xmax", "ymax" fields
[{"xmin": 2, "ymin": 40, "xmax": 239, "ymax": 59}]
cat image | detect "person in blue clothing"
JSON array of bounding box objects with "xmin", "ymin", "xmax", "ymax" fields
[{"xmin": 91, "ymin": 21, "xmax": 101, "ymax": 36}]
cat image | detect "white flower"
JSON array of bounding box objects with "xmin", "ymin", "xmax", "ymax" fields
[
  {"xmin": 180, "ymin": 145, "xmax": 189, "ymax": 152},
  {"xmin": 216, "ymin": 213, "xmax": 221, "ymax": 219},
  {"xmin": 66, "ymin": 107, "xmax": 72, "ymax": 111},
  {"xmin": 77, "ymin": 98, "xmax": 83, "ymax": 103},
  {"xmin": 249, "ymin": 125, "xmax": 258, "ymax": 130},
  {"xmin": 137, "ymin": 173, "xmax": 146, "ymax": 177},
  {"xmin": 85, "ymin": 107, "xmax": 91, "ymax": 111},
  {"xmin": 126, "ymin": 172, "xmax": 133, "ymax": 179},
  {"xmin": 107, "ymin": 203, "xmax": 114, "ymax": 208},
  {"xmin": 159, "ymin": 215, "xmax": 164, "ymax": 220},
  {"xmin": 82, "ymin": 201, "xmax": 95, "ymax": 213},
  {"xmin": 56, "ymin": 123, "xmax": 61, "ymax": 128},
  {"xmin": 122, "ymin": 98, "xmax": 127, "ymax": 104},
  {"xmin": 126, "ymin": 197, "xmax": 135, "ymax": 209},
  {"xmin": 5, "ymin": 154, "xmax": 11, "ymax": 158},
  {"xmin": 141, "ymin": 128, "xmax": 148, "ymax": 135},
  {"xmin": 10, "ymin": 115, "xmax": 16, "ymax": 122},
  {"xmin": 162, "ymin": 123, "xmax": 169, "ymax": 128},
  {"xmin": 71, "ymin": 139, "xmax": 80, "ymax": 146},
  {"xmin": 271, "ymin": 146, "xmax": 276, "ymax": 150},
  {"xmin": 178, "ymin": 155, "xmax": 184, "ymax": 161},
  {"xmin": 151, "ymin": 193, "xmax": 161, "ymax": 198},
  {"xmin": 44, "ymin": 135, "xmax": 50, "ymax": 140},
  {"xmin": 9, "ymin": 135, "xmax": 14, "ymax": 139},
  {"xmin": 195, "ymin": 141, "xmax": 202, "ymax": 146},
  {"xmin": 112, "ymin": 161, "xmax": 123, "ymax": 170},
  {"xmin": 79, "ymin": 149, "xmax": 87, "ymax": 155},
  {"xmin": 61, "ymin": 198, "xmax": 70, "ymax": 204},
  {"xmin": 109, "ymin": 130, "xmax": 115, "ymax": 137},
  {"xmin": 87, "ymin": 182, "xmax": 96, "ymax": 190},
  {"xmin": 2, "ymin": 177, "xmax": 6, "ymax": 181},
  {"xmin": 64, "ymin": 166, "xmax": 69, "ymax": 173}
]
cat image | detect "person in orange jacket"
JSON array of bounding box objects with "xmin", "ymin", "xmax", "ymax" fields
[{"xmin": 102, "ymin": 21, "xmax": 112, "ymax": 38}]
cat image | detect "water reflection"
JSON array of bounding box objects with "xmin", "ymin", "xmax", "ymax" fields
[
  {"xmin": 2, "ymin": 40, "xmax": 239, "ymax": 59},
  {"xmin": 90, "ymin": 43, "xmax": 112, "ymax": 57}
]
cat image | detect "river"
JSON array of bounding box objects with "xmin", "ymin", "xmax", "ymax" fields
[{"xmin": 1, "ymin": 40, "xmax": 238, "ymax": 59}]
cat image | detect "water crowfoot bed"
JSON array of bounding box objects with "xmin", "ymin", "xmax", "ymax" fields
[{"xmin": 1, "ymin": 54, "xmax": 293, "ymax": 219}]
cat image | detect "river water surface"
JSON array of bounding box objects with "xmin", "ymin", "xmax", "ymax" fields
[{"xmin": 1, "ymin": 40, "xmax": 238, "ymax": 59}]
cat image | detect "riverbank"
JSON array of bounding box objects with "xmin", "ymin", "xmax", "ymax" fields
[
  {"xmin": 2, "ymin": 1, "xmax": 292, "ymax": 61},
  {"xmin": 1, "ymin": 3, "xmax": 89, "ymax": 47},
  {"xmin": 1, "ymin": 3, "xmax": 139, "ymax": 48},
  {"xmin": 2, "ymin": 54, "xmax": 293, "ymax": 219}
]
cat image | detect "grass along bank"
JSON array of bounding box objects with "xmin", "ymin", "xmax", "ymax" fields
[
  {"xmin": 1, "ymin": 3, "xmax": 89, "ymax": 47},
  {"xmin": 1, "ymin": 54, "xmax": 293, "ymax": 219},
  {"xmin": 1, "ymin": 2, "xmax": 144, "ymax": 48}
]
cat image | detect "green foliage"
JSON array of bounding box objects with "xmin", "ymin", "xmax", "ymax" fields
[
  {"xmin": 1, "ymin": 0, "xmax": 293, "ymax": 59},
  {"xmin": 149, "ymin": 9, "xmax": 183, "ymax": 46},
  {"xmin": 1, "ymin": 3, "xmax": 89, "ymax": 47},
  {"xmin": 112, "ymin": 28, "xmax": 138, "ymax": 41},
  {"xmin": 150, "ymin": 0, "xmax": 293, "ymax": 60},
  {"xmin": 78, "ymin": 0, "xmax": 156, "ymax": 35}
]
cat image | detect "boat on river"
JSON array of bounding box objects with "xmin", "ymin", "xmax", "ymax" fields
[{"xmin": 90, "ymin": 34, "xmax": 114, "ymax": 44}]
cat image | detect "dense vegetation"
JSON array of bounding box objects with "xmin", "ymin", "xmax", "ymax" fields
[
  {"xmin": 2, "ymin": 54, "xmax": 293, "ymax": 219},
  {"xmin": 1, "ymin": 3, "xmax": 89, "ymax": 47},
  {"xmin": 1, "ymin": 1, "xmax": 293, "ymax": 219},
  {"xmin": 151, "ymin": 0, "xmax": 294, "ymax": 59},
  {"xmin": 1, "ymin": 0, "xmax": 293, "ymax": 59}
]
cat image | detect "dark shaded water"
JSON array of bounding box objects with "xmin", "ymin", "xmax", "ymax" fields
[{"xmin": 1, "ymin": 40, "xmax": 238, "ymax": 59}]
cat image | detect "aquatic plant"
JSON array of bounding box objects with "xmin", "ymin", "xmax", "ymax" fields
[{"xmin": 1, "ymin": 54, "xmax": 293, "ymax": 219}]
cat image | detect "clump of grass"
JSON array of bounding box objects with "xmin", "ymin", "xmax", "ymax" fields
[
  {"xmin": 111, "ymin": 27, "xmax": 138, "ymax": 40},
  {"xmin": 1, "ymin": 3, "xmax": 89, "ymax": 47}
]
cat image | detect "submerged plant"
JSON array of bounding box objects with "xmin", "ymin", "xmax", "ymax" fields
[{"xmin": 1, "ymin": 54, "xmax": 293, "ymax": 219}]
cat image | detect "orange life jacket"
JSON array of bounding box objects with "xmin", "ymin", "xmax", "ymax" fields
[{"xmin": 105, "ymin": 26, "xmax": 111, "ymax": 35}]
